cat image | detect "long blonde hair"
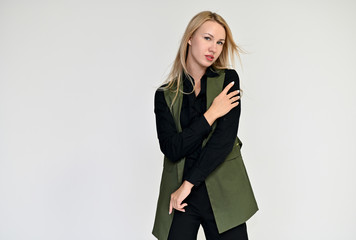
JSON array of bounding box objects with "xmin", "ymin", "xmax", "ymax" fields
[{"xmin": 162, "ymin": 11, "xmax": 244, "ymax": 106}]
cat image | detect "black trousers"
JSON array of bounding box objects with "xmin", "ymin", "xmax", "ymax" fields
[{"xmin": 167, "ymin": 182, "xmax": 248, "ymax": 240}]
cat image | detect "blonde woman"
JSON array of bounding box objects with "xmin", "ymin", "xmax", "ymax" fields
[{"xmin": 152, "ymin": 11, "xmax": 258, "ymax": 240}]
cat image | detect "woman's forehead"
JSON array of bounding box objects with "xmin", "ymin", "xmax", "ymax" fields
[{"xmin": 196, "ymin": 21, "xmax": 226, "ymax": 38}]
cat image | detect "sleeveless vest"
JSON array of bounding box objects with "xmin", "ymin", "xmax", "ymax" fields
[{"xmin": 152, "ymin": 68, "xmax": 258, "ymax": 240}]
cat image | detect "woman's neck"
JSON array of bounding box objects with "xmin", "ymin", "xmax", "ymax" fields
[{"xmin": 186, "ymin": 63, "xmax": 207, "ymax": 83}]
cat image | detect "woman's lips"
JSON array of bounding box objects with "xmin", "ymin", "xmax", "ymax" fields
[{"xmin": 205, "ymin": 55, "xmax": 214, "ymax": 61}]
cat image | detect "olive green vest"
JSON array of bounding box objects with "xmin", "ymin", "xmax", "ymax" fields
[{"xmin": 152, "ymin": 69, "xmax": 258, "ymax": 240}]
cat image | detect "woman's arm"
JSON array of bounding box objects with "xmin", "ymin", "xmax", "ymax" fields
[
  {"xmin": 154, "ymin": 89, "xmax": 212, "ymax": 162},
  {"xmin": 154, "ymin": 79, "xmax": 239, "ymax": 163},
  {"xmin": 184, "ymin": 69, "xmax": 241, "ymax": 186}
]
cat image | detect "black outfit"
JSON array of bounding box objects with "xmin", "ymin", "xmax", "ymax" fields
[
  {"xmin": 154, "ymin": 68, "xmax": 247, "ymax": 239},
  {"xmin": 168, "ymin": 186, "xmax": 248, "ymax": 240}
]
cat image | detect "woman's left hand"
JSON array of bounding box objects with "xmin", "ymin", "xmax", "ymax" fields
[{"xmin": 169, "ymin": 180, "xmax": 194, "ymax": 214}]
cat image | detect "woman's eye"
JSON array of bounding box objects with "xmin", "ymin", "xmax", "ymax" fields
[
  {"xmin": 217, "ymin": 41, "xmax": 224, "ymax": 45},
  {"xmin": 204, "ymin": 36, "xmax": 211, "ymax": 40}
]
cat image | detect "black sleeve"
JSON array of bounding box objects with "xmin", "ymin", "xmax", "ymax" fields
[
  {"xmin": 154, "ymin": 89, "xmax": 212, "ymax": 162},
  {"xmin": 183, "ymin": 69, "xmax": 241, "ymax": 186}
]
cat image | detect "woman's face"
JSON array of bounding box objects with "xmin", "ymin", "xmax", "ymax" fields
[{"xmin": 187, "ymin": 20, "xmax": 226, "ymax": 71}]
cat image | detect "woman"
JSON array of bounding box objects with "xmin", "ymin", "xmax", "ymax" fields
[{"xmin": 152, "ymin": 11, "xmax": 258, "ymax": 240}]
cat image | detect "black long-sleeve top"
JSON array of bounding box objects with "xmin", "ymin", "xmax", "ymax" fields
[{"xmin": 154, "ymin": 67, "xmax": 241, "ymax": 187}]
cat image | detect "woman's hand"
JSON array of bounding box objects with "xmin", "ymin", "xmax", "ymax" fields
[
  {"xmin": 204, "ymin": 81, "xmax": 240, "ymax": 126},
  {"xmin": 169, "ymin": 180, "xmax": 194, "ymax": 214}
]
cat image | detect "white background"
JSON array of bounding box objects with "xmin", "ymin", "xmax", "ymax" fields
[{"xmin": 1, "ymin": 0, "xmax": 355, "ymax": 239}]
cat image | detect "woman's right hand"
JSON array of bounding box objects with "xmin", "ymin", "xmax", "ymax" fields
[{"xmin": 204, "ymin": 81, "xmax": 240, "ymax": 126}]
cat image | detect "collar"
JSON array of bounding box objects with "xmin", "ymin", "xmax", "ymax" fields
[
  {"xmin": 183, "ymin": 67, "xmax": 220, "ymax": 84},
  {"xmin": 205, "ymin": 66, "xmax": 220, "ymax": 78}
]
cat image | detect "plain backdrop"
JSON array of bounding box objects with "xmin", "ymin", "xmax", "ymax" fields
[{"xmin": 1, "ymin": 0, "xmax": 356, "ymax": 239}]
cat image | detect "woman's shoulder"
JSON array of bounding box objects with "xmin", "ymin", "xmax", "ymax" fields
[
  {"xmin": 156, "ymin": 83, "xmax": 168, "ymax": 91},
  {"xmin": 154, "ymin": 84, "xmax": 167, "ymax": 99},
  {"xmin": 223, "ymin": 68, "xmax": 239, "ymax": 76},
  {"xmin": 155, "ymin": 83, "xmax": 175, "ymax": 105},
  {"xmin": 222, "ymin": 68, "xmax": 240, "ymax": 84},
  {"xmin": 216, "ymin": 68, "xmax": 239, "ymax": 91}
]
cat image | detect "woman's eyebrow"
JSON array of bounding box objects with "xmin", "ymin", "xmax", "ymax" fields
[{"xmin": 204, "ymin": 33, "xmax": 225, "ymax": 41}]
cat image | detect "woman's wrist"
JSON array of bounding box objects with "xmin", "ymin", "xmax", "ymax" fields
[
  {"xmin": 204, "ymin": 109, "xmax": 217, "ymax": 126},
  {"xmin": 182, "ymin": 180, "xmax": 194, "ymax": 189}
]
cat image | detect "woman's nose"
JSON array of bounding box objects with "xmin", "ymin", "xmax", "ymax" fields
[{"xmin": 209, "ymin": 43, "xmax": 217, "ymax": 53}]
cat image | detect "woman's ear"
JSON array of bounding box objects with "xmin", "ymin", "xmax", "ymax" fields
[{"xmin": 188, "ymin": 38, "xmax": 192, "ymax": 45}]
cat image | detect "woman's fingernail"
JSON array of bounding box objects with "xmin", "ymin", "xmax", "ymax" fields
[
  {"xmin": 237, "ymin": 90, "xmax": 240, "ymax": 93},
  {"xmin": 231, "ymin": 81, "xmax": 235, "ymax": 85}
]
